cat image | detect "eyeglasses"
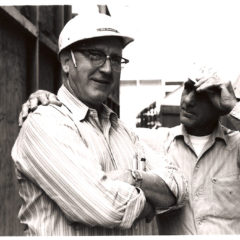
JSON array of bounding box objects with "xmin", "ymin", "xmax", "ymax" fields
[{"xmin": 71, "ymin": 48, "xmax": 129, "ymax": 72}]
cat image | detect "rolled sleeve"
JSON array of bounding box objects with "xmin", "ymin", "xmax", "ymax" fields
[
  {"xmin": 151, "ymin": 161, "xmax": 188, "ymax": 212},
  {"xmin": 140, "ymin": 137, "xmax": 188, "ymax": 212},
  {"xmin": 119, "ymin": 184, "xmax": 146, "ymax": 229}
]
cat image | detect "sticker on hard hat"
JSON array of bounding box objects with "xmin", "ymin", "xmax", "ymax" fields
[{"xmin": 97, "ymin": 28, "xmax": 119, "ymax": 33}]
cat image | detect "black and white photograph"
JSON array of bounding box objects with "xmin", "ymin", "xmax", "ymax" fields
[{"xmin": 0, "ymin": 0, "xmax": 240, "ymax": 236}]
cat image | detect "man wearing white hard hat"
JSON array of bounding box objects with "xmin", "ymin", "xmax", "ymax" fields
[{"xmin": 11, "ymin": 9, "xmax": 188, "ymax": 236}]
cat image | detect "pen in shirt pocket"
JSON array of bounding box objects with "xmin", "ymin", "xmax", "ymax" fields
[
  {"xmin": 133, "ymin": 141, "xmax": 147, "ymax": 171},
  {"xmin": 133, "ymin": 155, "xmax": 146, "ymax": 171},
  {"xmin": 140, "ymin": 157, "xmax": 146, "ymax": 171}
]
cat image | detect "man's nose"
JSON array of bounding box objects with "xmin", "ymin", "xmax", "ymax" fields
[
  {"xmin": 99, "ymin": 58, "xmax": 112, "ymax": 74},
  {"xmin": 184, "ymin": 91, "xmax": 195, "ymax": 106}
]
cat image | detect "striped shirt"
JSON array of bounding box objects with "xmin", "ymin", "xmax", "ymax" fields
[
  {"xmin": 137, "ymin": 120, "xmax": 240, "ymax": 234},
  {"xmin": 11, "ymin": 85, "xmax": 187, "ymax": 236}
]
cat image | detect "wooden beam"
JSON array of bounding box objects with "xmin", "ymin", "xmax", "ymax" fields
[
  {"xmin": 165, "ymin": 81, "xmax": 184, "ymax": 85},
  {"xmin": 0, "ymin": 6, "xmax": 38, "ymax": 37},
  {"xmin": 39, "ymin": 33, "xmax": 58, "ymax": 53},
  {"xmin": 0, "ymin": 6, "xmax": 58, "ymax": 54}
]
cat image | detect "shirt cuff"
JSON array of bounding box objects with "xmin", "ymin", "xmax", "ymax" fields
[
  {"xmin": 229, "ymin": 101, "xmax": 240, "ymax": 120},
  {"xmin": 151, "ymin": 161, "xmax": 188, "ymax": 211},
  {"xmin": 119, "ymin": 186, "xmax": 146, "ymax": 229}
]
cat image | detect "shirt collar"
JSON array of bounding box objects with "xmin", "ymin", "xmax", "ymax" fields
[
  {"xmin": 171, "ymin": 123, "xmax": 228, "ymax": 145},
  {"xmin": 210, "ymin": 123, "xmax": 228, "ymax": 145},
  {"xmin": 57, "ymin": 85, "xmax": 89, "ymax": 121},
  {"xmin": 57, "ymin": 85, "xmax": 118, "ymax": 122},
  {"xmin": 100, "ymin": 103, "xmax": 118, "ymax": 121}
]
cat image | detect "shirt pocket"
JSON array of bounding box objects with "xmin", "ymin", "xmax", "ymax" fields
[{"xmin": 212, "ymin": 174, "xmax": 240, "ymax": 219}]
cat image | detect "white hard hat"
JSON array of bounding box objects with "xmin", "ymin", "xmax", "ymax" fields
[{"xmin": 58, "ymin": 12, "xmax": 134, "ymax": 54}]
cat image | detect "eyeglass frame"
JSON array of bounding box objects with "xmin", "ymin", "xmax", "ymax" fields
[{"xmin": 70, "ymin": 48, "xmax": 129, "ymax": 72}]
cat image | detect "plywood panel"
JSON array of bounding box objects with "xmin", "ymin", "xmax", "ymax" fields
[
  {"xmin": 39, "ymin": 42, "xmax": 60, "ymax": 92},
  {"xmin": 0, "ymin": 12, "xmax": 27, "ymax": 235}
]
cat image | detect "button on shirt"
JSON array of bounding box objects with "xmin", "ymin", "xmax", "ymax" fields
[
  {"xmin": 137, "ymin": 123, "xmax": 240, "ymax": 234},
  {"xmin": 11, "ymin": 85, "xmax": 187, "ymax": 236}
]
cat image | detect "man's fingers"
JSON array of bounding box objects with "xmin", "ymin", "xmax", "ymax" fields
[
  {"xmin": 30, "ymin": 90, "xmax": 60, "ymax": 106},
  {"xmin": 18, "ymin": 101, "xmax": 30, "ymax": 127},
  {"xmin": 19, "ymin": 90, "xmax": 57, "ymax": 127},
  {"xmin": 48, "ymin": 93, "xmax": 62, "ymax": 106},
  {"xmin": 38, "ymin": 94, "xmax": 50, "ymax": 105},
  {"xmin": 196, "ymin": 82, "xmax": 221, "ymax": 92},
  {"xmin": 29, "ymin": 98, "xmax": 38, "ymax": 110},
  {"xmin": 21, "ymin": 101, "xmax": 30, "ymax": 118},
  {"xmin": 18, "ymin": 91, "xmax": 61, "ymax": 127},
  {"xmin": 194, "ymin": 74, "xmax": 220, "ymax": 86},
  {"xmin": 18, "ymin": 112, "xmax": 23, "ymax": 127},
  {"xmin": 194, "ymin": 77, "xmax": 208, "ymax": 87}
]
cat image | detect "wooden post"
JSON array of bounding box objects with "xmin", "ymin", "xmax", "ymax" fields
[{"xmin": 34, "ymin": 6, "xmax": 39, "ymax": 91}]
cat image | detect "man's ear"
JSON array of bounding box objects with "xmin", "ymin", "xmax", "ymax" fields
[{"xmin": 59, "ymin": 51, "xmax": 70, "ymax": 74}]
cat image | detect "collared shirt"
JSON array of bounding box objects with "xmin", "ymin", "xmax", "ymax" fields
[
  {"xmin": 137, "ymin": 122, "xmax": 240, "ymax": 235},
  {"xmin": 11, "ymin": 85, "xmax": 187, "ymax": 236}
]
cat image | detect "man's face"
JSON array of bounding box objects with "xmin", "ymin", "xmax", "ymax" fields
[
  {"xmin": 180, "ymin": 80, "xmax": 220, "ymax": 135},
  {"xmin": 67, "ymin": 37, "xmax": 123, "ymax": 108}
]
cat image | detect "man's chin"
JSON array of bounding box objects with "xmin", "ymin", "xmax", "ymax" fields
[
  {"xmin": 91, "ymin": 94, "xmax": 109, "ymax": 105},
  {"xmin": 180, "ymin": 116, "xmax": 196, "ymax": 128}
]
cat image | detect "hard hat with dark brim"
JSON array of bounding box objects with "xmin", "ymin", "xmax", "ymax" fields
[{"xmin": 58, "ymin": 13, "xmax": 134, "ymax": 54}]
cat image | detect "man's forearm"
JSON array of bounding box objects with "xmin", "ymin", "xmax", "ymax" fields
[
  {"xmin": 140, "ymin": 171, "xmax": 176, "ymax": 208},
  {"xmin": 107, "ymin": 169, "xmax": 176, "ymax": 209},
  {"xmin": 222, "ymin": 101, "xmax": 240, "ymax": 131}
]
